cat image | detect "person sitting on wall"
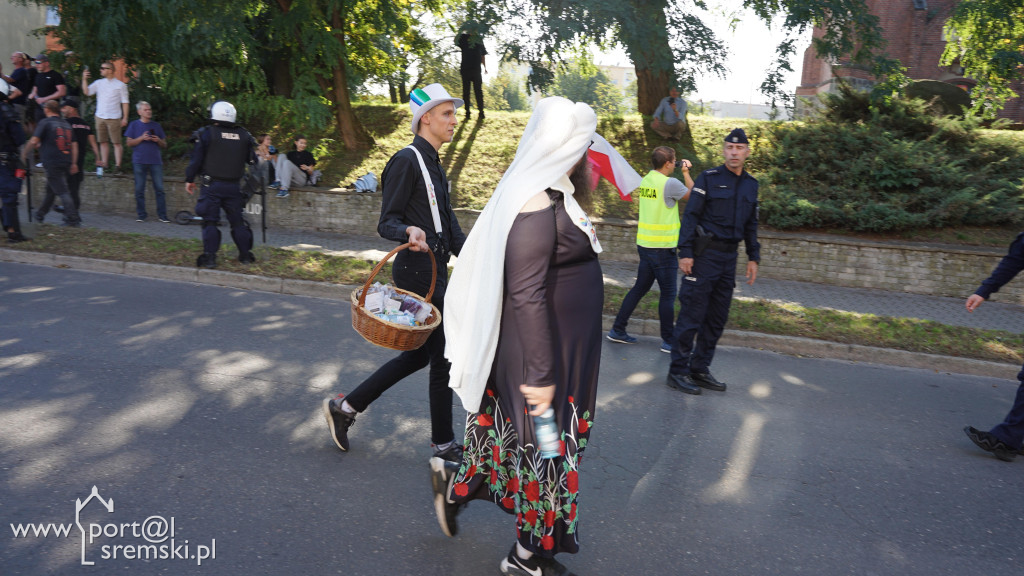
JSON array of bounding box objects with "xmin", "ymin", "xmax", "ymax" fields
[{"xmin": 270, "ymin": 134, "xmax": 320, "ymax": 198}]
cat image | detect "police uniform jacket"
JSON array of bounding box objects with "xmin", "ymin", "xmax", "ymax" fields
[
  {"xmin": 1, "ymin": 101, "xmax": 26, "ymax": 156},
  {"xmin": 378, "ymin": 135, "xmax": 466, "ymax": 263},
  {"xmin": 677, "ymin": 164, "xmax": 760, "ymax": 263},
  {"xmin": 185, "ymin": 122, "xmax": 255, "ymax": 184},
  {"xmin": 976, "ymin": 232, "xmax": 1024, "ymax": 299}
]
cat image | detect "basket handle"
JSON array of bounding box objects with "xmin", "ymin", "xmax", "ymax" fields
[{"xmin": 357, "ymin": 243, "xmax": 438, "ymax": 306}]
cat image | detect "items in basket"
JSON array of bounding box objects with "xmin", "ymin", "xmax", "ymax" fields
[{"xmin": 362, "ymin": 282, "xmax": 432, "ymax": 325}]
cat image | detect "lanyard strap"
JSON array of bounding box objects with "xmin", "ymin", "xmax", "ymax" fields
[{"xmin": 405, "ymin": 145, "xmax": 443, "ymax": 236}]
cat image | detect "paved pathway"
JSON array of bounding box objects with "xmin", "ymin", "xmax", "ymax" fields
[{"xmin": 71, "ymin": 211, "xmax": 1024, "ymax": 333}]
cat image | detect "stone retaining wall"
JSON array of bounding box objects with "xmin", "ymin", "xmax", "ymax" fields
[{"xmin": 42, "ymin": 171, "xmax": 1021, "ymax": 303}]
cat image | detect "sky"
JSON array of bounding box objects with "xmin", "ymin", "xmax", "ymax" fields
[
  {"xmin": 593, "ymin": 7, "xmax": 815, "ymax": 106},
  {"xmin": 475, "ymin": 4, "xmax": 815, "ymax": 107}
]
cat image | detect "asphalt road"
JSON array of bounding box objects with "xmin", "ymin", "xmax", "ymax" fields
[{"xmin": 2, "ymin": 262, "xmax": 1022, "ymax": 575}]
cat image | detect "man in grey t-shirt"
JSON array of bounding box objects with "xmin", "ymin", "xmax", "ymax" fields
[{"xmin": 22, "ymin": 100, "xmax": 80, "ymax": 226}]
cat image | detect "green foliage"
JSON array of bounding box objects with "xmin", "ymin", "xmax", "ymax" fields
[
  {"xmin": 551, "ymin": 58, "xmax": 623, "ymax": 115},
  {"xmin": 757, "ymin": 87, "xmax": 1024, "ymax": 232},
  {"xmin": 941, "ymin": 0, "xmax": 1024, "ymax": 119},
  {"xmin": 485, "ymin": 66, "xmax": 530, "ymax": 112},
  {"xmin": 21, "ymin": 0, "xmax": 445, "ymax": 149}
]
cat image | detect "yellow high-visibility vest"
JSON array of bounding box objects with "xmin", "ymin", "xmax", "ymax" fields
[{"xmin": 635, "ymin": 170, "xmax": 679, "ymax": 248}]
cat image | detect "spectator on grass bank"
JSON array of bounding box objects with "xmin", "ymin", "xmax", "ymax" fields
[
  {"xmin": 125, "ymin": 101, "xmax": 168, "ymax": 223},
  {"xmin": 456, "ymin": 22, "xmax": 487, "ymax": 120},
  {"xmin": 270, "ymin": 135, "xmax": 320, "ymax": 198},
  {"xmin": 650, "ymin": 87, "xmax": 687, "ymax": 141},
  {"xmin": 82, "ymin": 60, "xmax": 129, "ymax": 174},
  {"xmin": 23, "ymin": 100, "xmax": 79, "ymax": 227}
]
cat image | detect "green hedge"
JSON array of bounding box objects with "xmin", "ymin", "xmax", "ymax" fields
[{"xmin": 756, "ymin": 86, "xmax": 1024, "ymax": 231}]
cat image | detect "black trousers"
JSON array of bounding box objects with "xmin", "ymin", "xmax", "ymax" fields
[
  {"xmin": 345, "ymin": 249, "xmax": 455, "ymax": 445},
  {"xmin": 460, "ymin": 67, "xmax": 484, "ymax": 114}
]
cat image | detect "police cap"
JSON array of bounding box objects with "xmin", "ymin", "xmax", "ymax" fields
[{"xmin": 724, "ymin": 128, "xmax": 749, "ymax": 144}]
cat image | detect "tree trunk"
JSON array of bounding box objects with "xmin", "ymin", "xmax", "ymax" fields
[
  {"xmin": 619, "ymin": 0, "xmax": 695, "ymax": 152},
  {"xmin": 330, "ymin": 8, "xmax": 372, "ymax": 150}
]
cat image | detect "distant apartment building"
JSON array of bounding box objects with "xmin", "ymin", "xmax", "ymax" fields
[
  {"xmin": 795, "ymin": 0, "xmax": 1024, "ymax": 121},
  {"xmin": 700, "ymin": 100, "xmax": 792, "ymax": 121}
]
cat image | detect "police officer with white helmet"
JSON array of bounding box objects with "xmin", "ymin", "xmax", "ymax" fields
[{"xmin": 185, "ymin": 100, "xmax": 257, "ymax": 268}]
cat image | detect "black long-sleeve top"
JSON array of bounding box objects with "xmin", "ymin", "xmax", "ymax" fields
[
  {"xmin": 377, "ymin": 135, "xmax": 466, "ymax": 257},
  {"xmin": 976, "ymin": 232, "xmax": 1024, "ymax": 299}
]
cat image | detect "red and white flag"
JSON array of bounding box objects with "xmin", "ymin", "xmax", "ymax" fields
[{"xmin": 587, "ymin": 133, "xmax": 642, "ymax": 201}]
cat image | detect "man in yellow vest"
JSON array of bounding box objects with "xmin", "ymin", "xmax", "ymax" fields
[{"xmin": 608, "ymin": 146, "xmax": 694, "ymax": 352}]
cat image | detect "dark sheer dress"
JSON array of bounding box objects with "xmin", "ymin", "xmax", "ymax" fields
[{"xmin": 449, "ymin": 189, "xmax": 603, "ymax": 557}]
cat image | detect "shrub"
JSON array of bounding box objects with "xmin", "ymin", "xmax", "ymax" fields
[{"xmin": 758, "ymin": 86, "xmax": 1024, "ymax": 232}]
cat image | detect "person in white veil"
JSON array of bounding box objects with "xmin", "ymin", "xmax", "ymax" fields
[{"xmin": 430, "ymin": 96, "xmax": 604, "ymax": 575}]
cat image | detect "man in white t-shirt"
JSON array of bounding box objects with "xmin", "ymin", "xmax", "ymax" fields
[{"xmin": 81, "ymin": 61, "xmax": 129, "ymax": 173}]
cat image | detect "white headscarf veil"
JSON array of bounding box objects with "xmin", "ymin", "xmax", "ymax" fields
[{"xmin": 444, "ymin": 96, "xmax": 600, "ymax": 412}]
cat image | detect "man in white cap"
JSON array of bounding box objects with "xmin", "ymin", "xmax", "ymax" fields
[{"xmin": 323, "ymin": 83, "xmax": 468, "ymax": 464}]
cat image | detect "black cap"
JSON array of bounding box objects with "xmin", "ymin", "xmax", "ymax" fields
[
  {"xmin": 61, "ymin": 95, "xmax": 80, "ymax": 109},
  {"xmin": 725, "ymin": 128, "xmax": 749, "ymax": 144}
]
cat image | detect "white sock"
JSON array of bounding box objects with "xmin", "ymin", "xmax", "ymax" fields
[
  {"xmin": 435, "ymin": 440, "xmax": 455, "ymax": 451},
  {"xmin": 516, "ymin": 542, "xmax": 533, "ymax": 560},
  {"xmin": 340, "ymin": 400, "xmax": 356, "ymax": 414}
]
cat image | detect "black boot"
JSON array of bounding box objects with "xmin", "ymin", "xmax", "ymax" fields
[
  {"xmin": 196, "ymin": 253, "xmax": 217, "ymax": 269},
  {"xmin": 238, "ymin": 251, "xmax": 256, "ymax": 264}
]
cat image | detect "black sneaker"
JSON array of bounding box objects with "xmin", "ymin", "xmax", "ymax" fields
[
  {"xmin": 430, "ymin": 456, "xmax": 464, "ymax": 537},
  {"xmin": 690, "ymin": 371, "xmax": 727, "ymax": 391},
  {"xmin": 7, "ymin": 232, "xmax": 28, "ymax": 243},
  {"xmin": 964, "ymin": 426, "xmax": 1017, "ymax": 462},
  {"xmin": 432, "ymin": 442, "xmax": 464, "ymax": 464},
  {"xmin": 500, "ymin": 544, "xmax": 542, "ymax": 576},
  {"xmin": 323, "ymin": 396, "xmax": 356, "ymax": 452},
  {"xmin": 238, "ymin": 251, "xmax": 256, "ymax": 264}
]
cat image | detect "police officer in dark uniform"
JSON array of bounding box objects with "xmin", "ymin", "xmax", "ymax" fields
[
  {"xmin": 963, "ymin": 232, "xmax": 1024, "ymax": 461},
  {"xmin": 667, "ymin": 128, "xmax": 761, "ymax": 395},
  {"xmin": 0, "ymin": 79, "xmax": 28, "ymax": 243},
  {"xmin": 185, "ymin": 101, "xmax": 256, "ymax": 268}
]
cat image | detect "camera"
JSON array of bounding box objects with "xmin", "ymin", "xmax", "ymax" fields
[
  {"xmin": 674, "ymin": 159, "xmax": 688, "ymax": 169},
  {"xmin": 668, "ymin": 97, "xmax": 676, "ymax": 104}
]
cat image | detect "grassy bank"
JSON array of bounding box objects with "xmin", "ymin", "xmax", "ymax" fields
[{"xmin": 10, "ymin": 226, "xmax": 1023, "ymax": 365}]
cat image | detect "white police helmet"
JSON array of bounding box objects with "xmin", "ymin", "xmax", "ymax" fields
[
  {"xmin": 210, "ymin": 101, "xmax": 237, "ymax": 123},
  {"xmin": 0, "ymin": 78, "xmax": 10, "ymax": 100}
]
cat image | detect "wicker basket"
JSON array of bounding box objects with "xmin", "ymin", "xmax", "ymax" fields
[{"xmin": 351, "ymin": 243, "xmax": 441, "ymax": 351}]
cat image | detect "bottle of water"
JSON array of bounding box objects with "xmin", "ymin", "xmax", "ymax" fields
[{"xmin": 534, "ymin": 408, "xmax": 560, "ymax": 459}]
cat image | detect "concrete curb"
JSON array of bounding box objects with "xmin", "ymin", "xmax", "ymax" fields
[{"xmin": 2, "ymin": 247, "xmax": 1018, "ymax": 381}]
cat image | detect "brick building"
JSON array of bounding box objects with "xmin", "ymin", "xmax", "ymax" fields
[{"xmin": 795, "ymin": 0, "xmax": 1024, "ymax": 122}]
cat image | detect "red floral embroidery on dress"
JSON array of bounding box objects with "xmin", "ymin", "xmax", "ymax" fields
[{"xmin": 451, "ymin": 391, "xmax": 595, "ymax": 555}]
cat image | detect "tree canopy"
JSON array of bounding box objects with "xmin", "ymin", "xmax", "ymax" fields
[
  {"xmin": 941, "ymin": 0, "xmax": 1024, "ymax": 119},
  {"xmin": 22, "ymin": 0, "xmax": 442, "ymax": 149}
]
